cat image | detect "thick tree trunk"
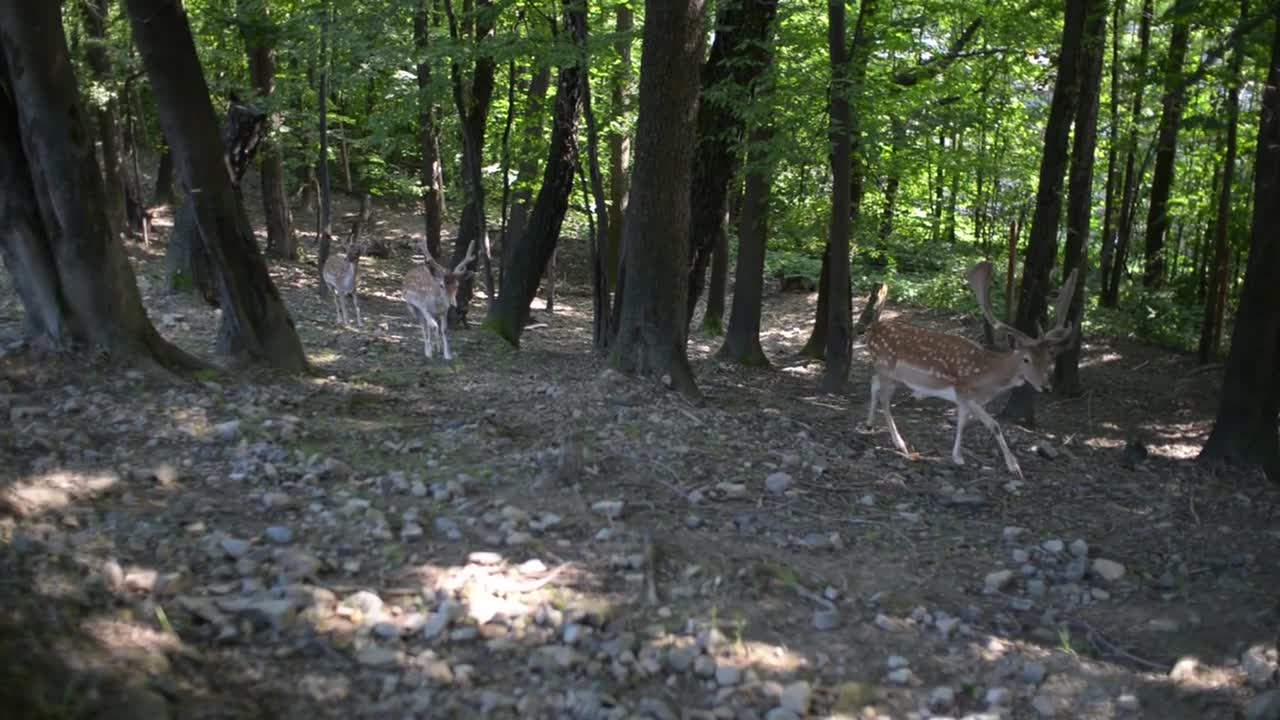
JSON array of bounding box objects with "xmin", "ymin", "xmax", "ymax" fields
[
  {"xmin": 126, "ymin": 0, "xmax": 308, "ymax": 371},
  {"xmin": 1200, "ymin": 11, "xmax": 1280, "ymax": 484},
  {"xmin": 1103, "ymin": 0, "xmax": 1153, "ymax": 307},
  {"xmin": 1003, "ymin": 0, "xmax": 1087, "ymax": 424},
  {"xmin": 684, "ymin": 0, "xmax": 779, "ymax": 327},
  {"xmin": 1054, "ymin": 0, "xmax": 1107, "ymax": 398},
  {"xmin": 485, "ymin": 0, "xmax": 586, "ymax": 347},
  {"xmin": 702, "ymin": 209, "xmax": 729, "ymax": 335},
  {"xmin": 579, "ymin": 57, "xmax": 613, "ymax": 350},
  {"xmin": 1199, "ymin": 0, "xmax": 1248, "ymax": 364},
  {"xmin": 415, "ymin": 0, "xmax": 447, "ymax": 259},
  {"xmin": 505, "ymin": 66, "xmax": 552, "ymax": 265},
  {"xmin": 606, "ymin": 5, "xmax": 634, "ymax": 287},
  {"xmin": 80, "ymin": 0, "xmax": 129, "ymax": 243},
  {"xmin": 718, "ymin": 124, "xmax": 773, "ymax": 367},
  {"xmin": 444, "ymin": 0, "xmax": 498, "ymax": 325},
  {"xmin": 0, "ymin": 4, "xmax": 201, "ymax": 370},
  {"xmin": 1097, "ymin": 0, "xmax": 1124, "ymax": 303},
  {"xmin": 238, "ymin": 0, "xmax": 295, "ymax": 260},
  {"xmin": 610, "ymin": 0, "xmax": 707, "ymax": 400},
  {"xmin": 154, "ymin": 146, "xmax": 174, "ymax": 204},
  {"xmin": 821, "ymin": 0, "xmax": 855, "ymax": 393},
  {"xmin": 1141, "ymin": 18, "xmax": 1190, "ymax": 289}
]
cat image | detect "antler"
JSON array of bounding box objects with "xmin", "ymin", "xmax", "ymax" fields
[
  {"xmin": 420, "ymin": 239, "xmax": 447, "ymax": 275},
  {"xmin": 967, "ymin": 261, "xmax": 1032, "ymax": 344},
  {"xmin": 453, "ymin": 239, "xmax": 478, "ymax": 274},
  {"xmin": 1040, "ymin": 267, "xmax": 1080, "ymax": 347}
]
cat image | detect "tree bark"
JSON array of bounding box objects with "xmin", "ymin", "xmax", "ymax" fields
[
  {"xmin": 1003, "ymin": 0, "xmax": 1087, "ymax": 424},
  {"xmin": 125, "ymin": 0, "xmax": 308, "ymax": 371},
  {"xmin": 718, "ymin": 124, "xmax": 773, "ymax": 367},
  {"xmin": 0, "ymin": 3, "xmax": 201, "ymax": 370},
  {"xmin": 1103, "ymin": 0, "xmax": 1153, "ymax": 307},
  {"xmin": 316, "ymin": 0, "xmax": 333, "ymax": 293},
  {"xmin": 1199, "ymin": 0, "xmax": 1248, "ymax": 364},
  {"xmin": 1141, "ymin": 17, "xmax": 1191, "ymax": 289},
  {"xmin": 154, "ymin": 145, "xmax": 174, "ymax": 204},
  {"xmin": 702, "ymin": 204, "xmax": 729, "ymax": 335},
  {"xmin": 444, "ymin": 0, "xmax": 498, "ymax": 325},
  {"xmin": 1199, "ymin": 10, "xmax": 1280, "ymax": 484},
  {"xmin": 580, "ymin": 53, "xmax": 613, "ymax": 350},
  {"xmin": 1054, "ymin": 0, "xmax": 1107, "ymax": 398},
  {"xmin": 506, "ymin": 65, "xmax": 552, "ymax": 265},
  {"xmin": 610, "ymin": 0, "xmax": 707, "ymax": 400},
  {"xmin": 80, "ymin": 0, "xmax": 129, "ymax": 243},
  {"xmin": 821, "ymin": 0, "xmax": 855, "ymax": 393},
  {"xmin": 415, "ymin": 0, "xmax": 447, "ymax": 259},
  {"xmin": 238, "ymin": 0, "xmax": 295, "ymax": 260},
  {"xmin": 1096, "ymin": 0, "xmax": 1124, "ymax": 305},
  {"xmin": 606, "ymin": 4, "xmax": 634, "ymax": 287},
  {"xmin": 485, "ymin": 0, "xmax": 585, "ymax": 347},
  {"xmin": 877, "ymin": 115, "xmax": 906, "ymax": 247},
  {"xmin": 684, "ymin": 0, "xmax": 779, "ymax": 327}
]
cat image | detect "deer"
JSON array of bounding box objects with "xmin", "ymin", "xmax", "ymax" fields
[
  {"xmin": 402, "ymin": 240, "xmax": 477, "ymax": 360},
  {"xmin": 862, "ymin": 261, "xmax": 1079, "ymax": 480},
  {"xmin": 320, "ymin": 222, "xmax": 367, "ymax": 327}
]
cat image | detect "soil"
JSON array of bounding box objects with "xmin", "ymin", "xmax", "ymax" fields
[{"xmin": 0, "ymin": 193, "xmax": 1276, "ymax": 720}]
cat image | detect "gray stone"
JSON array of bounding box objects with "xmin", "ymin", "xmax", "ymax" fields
[
  {"xmin": 343, "ymin": 590, "xmax": 384, "ymax": 616},
  {"xmin": 1042, "ymin": 539, "xmax": 1065, "ymax": 554},
  {"xmin": 220, "ymin": 537, "xmax": 250, "ymax": 559},
  {"xmin": 985, "ymin": 570, "xmax": 1014, "ymax": 592},
  {"xmin": 1091, "ymin": 558, "xmax": 1126, "ymax": 582},
  {"xmin": 1116, "ymin": 693, "xmax": 1140, "ymax": 712},
  {"xmin": 1247, "ymin": 690, "xmax": 1280, "ymax": 720},
  {"xmin": 715, "ymin": 664, "xmax": 741, "ymax": 686},
  {"xmin": 765, "ymin": 472, "xmax": 793, "ymax": 494},
  {"xmin": 1243, "ymin": 646, "xmax": 1278, "ymax": 688},
  {"xmin": 371, "ymin": 622, "xmax": 400, "ymax": 641},
  {"xmin": 887, "ymin": 655, "xmax": 909, "ymax": 670},
  {"xmin": 1032, "ymin": 695, "xmax": 1056, "ymax": 717},
  {"xmin": 638, "ymin": 698, "xmax": 679, "ymax": 720},
  {"xmin": 355, "ymin": 645, "xmax": 400, "ymax": 668},
  {"xmin": 985, "ymin": 687, "xmax": 1011, "ymax": 707},
  {"xmin": 886, "ymin": 668, "xmax": 913, "ymax": 685},
  {"xmin": 1069, "ymin": 539, "xmax": 1089, "ymax": 558},
  {"xmin": 264, "ymin": 526, "xmax": 292, "ymax": 544},
  {"xmin": 592, "ymin": 500, "xmax": 624, "ymax": 520},
  {"xmin": 765, "ymin": 710, "xmax": 799, "ymax": 720},
  {"xmin": 929, "ymin": 686, "xmax": 956, "ymax": 710},
  {"xmin": 779, "ymin": 681, "xmax": 811, "ymax": 713},
  {"xmin": 812, "ymin": 609, "xmax": 841, "ymax": 631},
  {"xmin": 1022, "ymin": 661, "xmax": 1048, "ymax": 684}
]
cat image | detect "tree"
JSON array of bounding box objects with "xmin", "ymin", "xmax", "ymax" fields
[
  {"xmin": 684, "ymin": 0, "xmax": 779, "ymax": 328},
  {"xmin": 125, "ymin": 0, "xmax": 308, "ymax": 371},
  {"xmin": 80, "ymin": 0, "xmax": 129, "ymax": 243},
  {"xmin": 1003, "ymin": 0, "xmax": 1087, "ymax": 423},
  {"xmin": 1053, "ymin": 0, "xmax": 1107, "ymax": 397},
  {"xmin": 0, "ymin": 1, "xmax": 200, "ymax": 371},
  {"xmin": 606, "ymin": 4, "xmax": 634, "ymax": 286},
  {"xmin": 316, "ymin": 0, "xmax": 334, "ymax": 291},
  {"xmin": 503, "ymin": 65, "xmax": 552, "ymax": 269},
  {"xmin": 1200, "ymin": 9, "xmax": 1280, "ymax": 483},
  {"xmin": 1141, "ymin": 14, "xmax": 1191, "ymax": 288},
  {"xmin": 1096, "ymin": 0, "xmax": 1125, "ymax": 307},
  {"xmin": 610, "ymin": 0, "xmax": 707, "ymax": 400},
  {"xmin": 443, "ymin": 0, "xmax": 499, "ymax": 324},
  {"xmin": 1198, "ymin": 0, "xmax": 1248, "ymax": 364},
  {"xmin": 415, "ymin": 0, "xmax": 446, "ymax": 259},
  {"xmin": 718, "ymin": 124, "xmax": 774, "ymax": 367},
  {"xmin": 237, "ymin": 0, "xmax": 296, "ymax": 260},
  {"xmin": 820, "ymin": 0, "xmax": 856, "ymax": 393},
  {"xmin": 486, "ymin": 0, "xmax": 587, "ymax": 346}
]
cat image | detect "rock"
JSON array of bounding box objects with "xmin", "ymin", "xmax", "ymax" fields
[
  {"xmin": 1022, "ymin": 661, "xmax": 1048, "ymax": 684},
  {"xmin": 371, "ymin": 622, "xmax": 400, "ymax": 641},
  {"xmin": 765, "ymin": 709, "xmax": 799, "ymax": 720},
  {"xmin": 929, "ymin": 686, "xmax": 955, "ymax": 710},
  {"xmin": 343, "ymin": 590, "xmax": 384, "ymax": 617},
  {"xmin": 1148, "ymin": 617, "xmax": 1179, "ymax": 633},
  {"xmin": 1012, "ymin": 548, "xmax": 1030, "ymax": 563},
  {"xmin": 715, "ymin": 664, "xmax": 741, "ymax": 686},
  {"xmin": 1170, "ymin": 657, "xmax": 1201, "ymax": 683},
  {"xmin": 214, "ymin": 419, "xmax": 241, "ymax": 441},
  {"xmin": 264, "ymin": 526, "xmax": 292, "ymax": 544},
  {"xmin": 531, "ymin": 645, "xmax": 582, "ymax": 671},
  {"xmin": 434, "ymin": 517, "xmax": 462, "ymax": 541},
  {"xmin": 1247, "ymin": 690, "xmax": 1280, "ymax": 720},
  {"xmin": 1003, "ymin": 526, "xmax": 1027, "ymax": 542},
  {"xmin": 985, "ymin": 687, "xmax": 1011, "ymax": 707},
  {"xmin": 1062, "ymin": 559, "xmax": 1087, "ymax": 583},
  {"xmin": 812, "ymin": 608, "xmax": 841, "ymax": 631},
  {"xmin": 400, "ymin": 522, "xmax": 424, "ymax": 541},
  {"xmin": 1069, "ymin": 539, "xmax": 1089, "ymax": 558},
  {"xmin": 1034, "ymin": 443, "xmax": 1059, "ymax": 460},
  {"xmin": 504, "ymin": 530, "xmax": 531, "ymax": 546},
  {"xmin": 693, "ymin": 655, "xmax": 716, "ymax": 678},
  {"xmin": 421, "ymin": 609, "xmax": 451, "ymax": 640},
  {"xmin": 1032, "ymin": 694, "xmax": 1056, "ymax": 717},
  {"xmin": 765, "ymin": 472, "xmax": 793, "ymax": 494},
  {"xmin": 1116, "ymin": 693, "xmax": 1140, "ymax": 712},
  {"xmin": 666, "ymin": 646, "xmax": 697, "ymax": 673},
  {"xmin": 984, "ymin": 570, "xmax": 1014, "ymax": 592},
  {"xmin": 779, "ymin": 681, "xmax": 811, "ymax": 714},
  {"xmin": 887, "ymin": 655, "xmax": 909, "ymax": 670},
  {"xmin": 220, "ymin": 537, "xmax": 250, "ymax": 560},
  {"xmin": 936, "ymin": 615, "xmax": 961, "ymax": 639},
  {"xmin": 355, "ymin": 646, "xmax": 400, "ymax": 668},
  {"xmin": 1243, "ymin": 645, "xmax": 1279, "ymax": 688},
  {"xmin": 1091, "ymin": 558, "xmax": 1126, "ymax": 582},
  {"xmin": 886, "ymin": 668, "xmax": 913, "ymax": 686},
  {"xmin": 592, "ymin": 500, "xmax": 624, "ymax": 520},
  {"xmin": 1042, "ymin": 539, "xmax": 1065, "ymax": 554},
  {"xmin": 638, "ymin": 697, "xmax": 679, "ymax": 720}
]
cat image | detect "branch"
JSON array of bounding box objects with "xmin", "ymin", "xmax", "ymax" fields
[
  {"xmin": 1178, "ymin": 0, "xmax": 1280, "ymax": 92},
  {"xmin": 441, "ymin": 0, "xmax": 469, "ymax": 122},
  {"xmin": 892, "ymin": 17, "xmax": 983, "ymax": 87}
]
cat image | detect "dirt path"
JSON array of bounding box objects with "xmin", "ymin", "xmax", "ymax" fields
[{"xmin": 0, "ymin": 197, "xmax": 1276, "ymax": 719}]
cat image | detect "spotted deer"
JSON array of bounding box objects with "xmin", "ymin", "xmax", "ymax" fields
[
  {"xmin": 321, "ymin": 224, "xmax": 367, "ymax": 327},
  {"xmin": 402, "ymin": 240, "xmax": 476, "ymax": 360},
  {"xmin": 863, "ymin": 261, "xmax": 1079, "ymax": 479}
]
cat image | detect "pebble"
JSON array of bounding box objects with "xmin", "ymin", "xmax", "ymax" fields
[
  {"xmin": 220, "ymin": 537, "xmax": 250, "ymax": 559},
  {"xmin": 355, "ymin": 646, "xmax": 399, "ymax": 668},
  {"xmin": 1022, "ymin": 661, "xmax": 1048, "ymax": 684},
  {"xmin": 812, "ymin": 609, "xmax": 841, "ymax": 631},
  {"xmin": 1032, "ymin": 694, "xmax": 1056, "ymax": 717},
  {"xmin": 592, "ymin": 500, "xmax": 624, "ymax": 520},
  {"xmin": 1091, "ymin": 558, "xmax": 1126, "ymax": 582},
  {"xmin": 984, "ymin": 570, "xmax": 1014, "ymax": 592},
  {"xmin": 343, "ymin": 590, "xmax": 384, "ymax": 616},
  {"xmin": 1003, "ymin": 526, "xmax": 1027, "ymax": 542},
  {"xmin": 715, "ymin": 664, "xmax": 741, "ymax": 686},
  {"xmin": 887, "ymin": 655, "xmax": 910, "ymax": 670},
  {"xmin": 214, "ymin": 419, "xmax": 241, "ymax": 441},
  {"xmin": 434, "ymin": 517, "xmax": 462, "ymax": 541},
  {"xmin": 264, "ymin": 526, "xmax": 292, "ymax": 544},
  {"xmin": 1247, "ymin": 690, "xmax": 1280, "ymax": 720},
  {"xmin": 929, "ymin": 686, "xmax": 955, "ymax": 710},
  {"xmin": 985, "ymin": 687, "xmax": 1011, "ymax": 707},
  {"xmin": 1148, "ymin": 617, "xmax": 1179, "ymax": 632},
  {"xmin": 886, "ymin": 668, "xmax": 913, "ymax": 685},
  {"xmin": 765, "ymin": 710, "xmax": 799, "ymax": 720},
  {"xmin": 1116, "ymin": 693, "xmax": 1140, "ymax": 712},
  {"xmin": 779, "ymin": 681, "xmax": 811, "ymax": 714},
  {"xmin": 371, "ymin": 622, "xmax": 400, "ymax": 641},
  {"xmin": 1243, "ymin": 645, "xmax": 1279, "ymax": 688},
  {"xmin": 765, "ymin": 472, "xmax": 792, "ymax": 494},
  {"xmin": 1012, "ymin": 548, "xmax": 1030, "ymax": 563},
  {"xmin": 1042, "ymin": 539, "xmax": 1065, "ymax": 554},
  {"xmin": 1070, "ymin": 539, "xmax": 1089, "ymax": 558}
]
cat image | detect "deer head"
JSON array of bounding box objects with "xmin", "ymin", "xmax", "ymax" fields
[
  {"xmin": 421, "ymin": 239, "xmax": 477, "ymax": 308},
  {"xmin": 968, "ymin": 261, "xmax": 1079, "ymax": 393}
]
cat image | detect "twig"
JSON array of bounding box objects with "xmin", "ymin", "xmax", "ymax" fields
[
  {"xmin": 1131, "ymin": 359, "xmax": 1152, "ymax": 372},
  {"xmin": 793, "ymin": 582, "xmax": 836, "ymax": 611},
  {"xmin": 1066, "ymin": 618, "xmax": 1170, "ymax": 672}
]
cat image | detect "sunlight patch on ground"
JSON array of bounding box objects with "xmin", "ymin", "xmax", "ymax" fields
[
  {"xmin": 1081, "ymin": 351, "xmax": 1123, "ymax": 368},
  {"xmin": 781, "ymin": 363, "xmax": 821, "ymax": 378},
  {"xmin": 81, "ymin": 616, "xmax": 188, "ymax": 674},
  {"xmin": 1, "ymin": 470, "xmax": 119, "ymax": 517}
]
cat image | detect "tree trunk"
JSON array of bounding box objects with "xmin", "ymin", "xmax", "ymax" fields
[
  {"xmin": 944, "ymin": 131, "xmax": 961, "ymax": 244},
  {"xmin": 0, "ymin": 3, "xmax": 201, "ymax": 370},
  {"xmin": 610, "ymin": 0, "xmax": 707, "ymax": 400},
  {"xmin": 1003, "ymin": 0, "xmax": 1087, "ymax": 424},
  {"xmin": 1054, "ymin": 0, "xmax": 1107, "ymax": 398},
  {"xmin": 485, "ymin": 0, "xmax": 585, "ymax": 346},
  {"xmin": 1141, "ymin": 17, "xmax": 1190, "ymax": 289},
  {"xmin": 684, "ymin": 0, "xmax": 779, "ymax": 327},
  {"xmin": 316, "ymin": 1, "xmax": 333, "ymax": 293},
  {"xmin": 579, "ymin": 55, "xmax": 613, "ymax": 350},
  {"xmin": 1199, "ymin": 0, "xmax": 1248, "ymax": 364},
  {"xmin": 718, "ymin": 124, "xmax": 773, "ymax": 367},
  {"xmin": 444, "ymin": 0, "xmax": 498, "ymax": 325},
  {"xmin": 154, "ymin": 145, "xmax": 174, "ymax": 204},
  {"xmin": 506, "ymin": 65, "xmax": 552, "ymax": 266},
  {"xmin": 238, "ymin": 0, "xmax": 295, "ymax": 260},
  {"xmin": 1097, "ymin": 0, "xmax": 1124, "ymax": 304},
  {"xmin": 80, "ymin": 0, "xmax": 129, "ymax": 243},
  {"xmin": 702, "ymin": 200, "xmax": 729, "ymax": 335},
  {"xmin": 606, "ymin": 4, "xmax": 634, "ymax": 287},
  {"xmin": 1200, "ymin": 10, "xmax": 1280, "ymax": 483},
  {"xmin": 125, "ymin": 0, "xmax": 308, "ymax": 371},
  {"xmin": 878, "ymin": 115, "xmax": 905, "ymax": 247},
  {"xmin": 821, "ymin": 0, "xmax": 855, "ymax": 393},
  {"xmin": 1104, "ymin": 0, "xmax": 1153, "ymax": 307},
  {"xmin": 415, "ymin": 0, "xmax": 446, "ymax": 259}
]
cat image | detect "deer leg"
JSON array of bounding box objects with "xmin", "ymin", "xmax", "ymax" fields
[
  {"xmin": 352, "ymin": 291, "xmax": 363, "ymax": 326},
  {"xmin": 878, "ymin": 379, "xmax": 911, "ymax": 456},
  {"xmin": 965, "ymin": 402, "xmax": 1024, "ymax": 480},
  {"xmin": 423, "ymin": 315, "xmax": 439, "ymax": 359},
  {"xmin": 865, "ymin": 375, "xmax": 880, "ymax": 428},
  {"xmin": 440, "ymin": 312, "xmax": 452, "ymax": 361},
  {"xmin": 951, "ymin": 402, "xmax": 969, "ymax": 465},
  {"xmin": 333, "ymin": 292, "xmax": 345, "ymax": 325}
]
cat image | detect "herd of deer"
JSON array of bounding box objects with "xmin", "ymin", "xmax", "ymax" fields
[{"xmin": 321, "ymin": 223, "xmax": 1079, "ymax": 479}]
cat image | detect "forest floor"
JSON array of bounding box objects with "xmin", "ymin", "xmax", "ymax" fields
[{"xmin": 0, "ymin": 194, "xmax": 1278, "ymax": 720}]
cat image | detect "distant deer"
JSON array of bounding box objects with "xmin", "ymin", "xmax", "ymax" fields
[
  {"xmin": 321, "ymin": 222, "xmax": 367, "ymax": 327},
  {"xmin": 863, "ymin": 261, "xmax": 1078, "ymax": 479},
  {"xmin": 402, "ymin": 240, "xmax": 476, "ymax": 360}
]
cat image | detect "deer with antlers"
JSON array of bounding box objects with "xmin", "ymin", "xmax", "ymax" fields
[
  {"xmin": 402, "ymin": 240, "xmax": 477, "ymax": 360},
  {"xmin": 863, "ymin": 261, "xmax": 1079, "ymax": 479},
  {"xmin": 320, "ymin": 222, "xmax": 368, "ymax": 327}
]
